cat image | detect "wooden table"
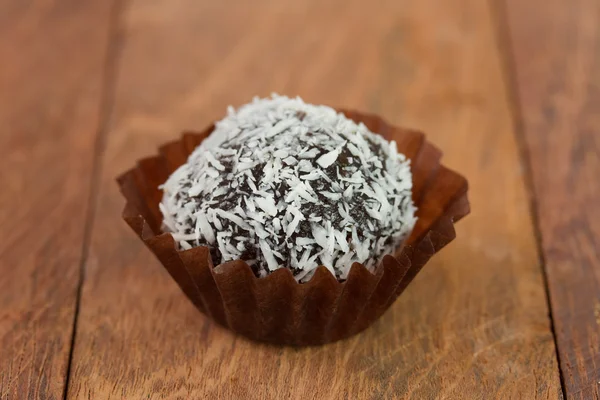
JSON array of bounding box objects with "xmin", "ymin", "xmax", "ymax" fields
[{"xmin": 1, "ymin": 0, "xmax": 598, "ymax": 398}]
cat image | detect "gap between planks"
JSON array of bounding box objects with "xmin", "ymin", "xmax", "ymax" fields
[
  {"xmin": 486, "ymin": 0, "xmax": 567, "ymax": 398},
  {"xmin": 61, "ymin": 0, "xmax": 128, "ymax": 399}
]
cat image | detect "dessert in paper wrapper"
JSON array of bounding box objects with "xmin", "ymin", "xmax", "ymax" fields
[{"xmin": 117, "ymin": 96, "xmax": 469, "ymax": 345}]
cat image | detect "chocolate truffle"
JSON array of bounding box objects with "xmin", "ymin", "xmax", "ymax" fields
[{"xmin": 159, "ymin": 95, "xmax": 416, "ymax": 282}]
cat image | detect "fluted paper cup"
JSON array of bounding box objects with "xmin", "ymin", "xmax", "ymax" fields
[{"xmin": 117, "ymin": 110, "xmax": 470, "ymax": 346}]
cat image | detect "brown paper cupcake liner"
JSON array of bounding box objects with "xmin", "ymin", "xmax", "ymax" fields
[{"xmin": 117, "ymin": 110, "xmax": 470, "ymax": 346}]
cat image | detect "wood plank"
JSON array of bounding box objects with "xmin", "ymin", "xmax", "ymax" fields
[
  {"xmin": 503, "ymin": 0, "xmax": 600, "ymax": 398},
  {"xmin": 0, "ymin": 0, "xmax": 118, "ymax": 399},
  {"xmin": 68, "ymin": 0, "xmax": 562, "ymax": 398}
]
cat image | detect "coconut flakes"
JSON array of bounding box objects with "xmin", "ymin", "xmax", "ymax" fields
[{"xmin": 159, "ymin": 94, "xmax": 416, "ymax": 281}]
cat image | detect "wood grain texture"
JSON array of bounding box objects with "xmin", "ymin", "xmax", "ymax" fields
[
  {"xmin": 0, "ymin": 0, "xmax": 116, "ymax": 399},
  {"xmin": 68, "ymin": 0, "xmax": 562, "ymax": 398},
  {"xmin": 503, "ymin": 0, "xmax": 600, "ymax": 398}
]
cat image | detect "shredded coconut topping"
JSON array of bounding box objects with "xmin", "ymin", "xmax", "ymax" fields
[{"xmin": 160, "ymin": 94, "xmax": 417, "ymax": 282}]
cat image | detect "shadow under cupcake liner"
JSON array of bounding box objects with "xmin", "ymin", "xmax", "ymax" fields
[{"xmin": 117, "ymin": 109, "xmax": 470, "ymax": 346}]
